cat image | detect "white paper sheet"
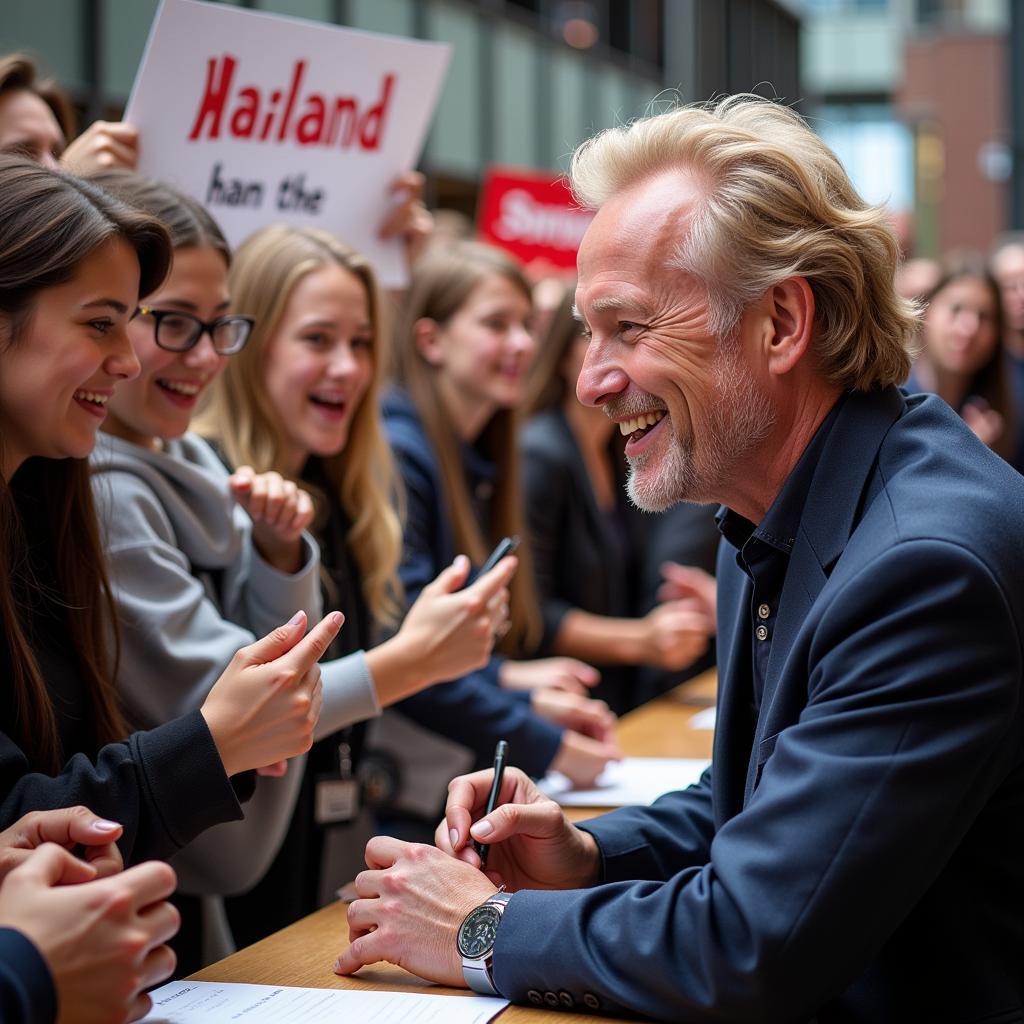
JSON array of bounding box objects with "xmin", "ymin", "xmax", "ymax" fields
[
  {"xmin": 141, "ymin": 980, "xmax": 508, "ymax": 1023},
  {"xmin": 688, "ymin": 706, "xmax": 717, "ymax": 731},
  {"xmin": 538, "ymin": 756, "xmax": 710, "ymax": 807}
]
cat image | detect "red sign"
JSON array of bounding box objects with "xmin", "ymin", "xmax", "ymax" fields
[{"xmin": 477, "ymin": 166, "xmax": 594, "ymax": 272}]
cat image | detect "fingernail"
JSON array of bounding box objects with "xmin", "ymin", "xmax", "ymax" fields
[
  {"xmin": 470, "ymin": 819, "xmax": 493, "ymax": 839},
  {"xmin": 287, "ymin": 610, "xmax": 304, "ymax": 627},
  {"xmin": 93, "ymin": 820, "xmax": 120, "ymax": 832},
  {"xmin": 333, "ymin": 959, "xmax": 342, "ymax": 973},
  {"xmin": 453, "ymin": 554, "xmax": 469, "ymax": 570},
  {"xmin": 449, "ymin": 828, "xmax": 459, "ymax": 848}
]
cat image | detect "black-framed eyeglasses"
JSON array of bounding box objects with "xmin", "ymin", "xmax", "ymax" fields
[{"xmin": 137, "ymin": 306, "xmax": 254, "ymax": 355}]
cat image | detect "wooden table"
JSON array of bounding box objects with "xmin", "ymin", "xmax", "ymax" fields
[{"xmin": 191, "ymin": 671, "xmax": 717, "ymax": 1021}]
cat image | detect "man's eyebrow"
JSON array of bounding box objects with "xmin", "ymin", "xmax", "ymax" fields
[
  {"xmin": 82, "ymin": 298, "xmax": 131, "ymax": 315},
  {"xmin": 580, "ymin": 296, "xmax": 654, "ymax": 317}
]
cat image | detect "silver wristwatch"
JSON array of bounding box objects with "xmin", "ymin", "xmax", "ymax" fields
[{"xmin": 457, "ymin": 889, "xmax": 513, "ymax": 995}]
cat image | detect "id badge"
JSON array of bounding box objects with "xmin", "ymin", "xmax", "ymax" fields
[{"xmin": 315, "ymin": 777, "xmax": 359, "ymax": 824}]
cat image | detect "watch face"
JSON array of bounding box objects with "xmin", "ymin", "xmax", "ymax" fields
[{"xmin": 457, "ymin": 904, "xmax": 502, "ymax": 959}]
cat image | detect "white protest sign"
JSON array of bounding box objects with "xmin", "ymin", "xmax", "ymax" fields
[{"xmin": 125, "ymin": 0, "xmax": 450, "ymax": 287}]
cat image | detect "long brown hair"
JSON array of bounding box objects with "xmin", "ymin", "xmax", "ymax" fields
[
  {"xmin": 391, "ymin": 241, "xmax": 541, "ymax": 653},
  {"xmin": 195, "ymin": 224, "xmax": 404, "ymax": 627},
  {"xmin": 0, "ymin": 155, "xmax": 171, "ymax": 770},
  {"xmin": 524, "ymin": 285, "xmax": 579, "ymax": 416},
  {"xmin": 922, "ymin": 253, "xmax": 1015, "ymax": 461}
]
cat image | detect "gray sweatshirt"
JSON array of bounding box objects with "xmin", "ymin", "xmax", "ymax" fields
[{"xmin": 90, "ymin": 433, "xmax": 380, "ymax": 904}]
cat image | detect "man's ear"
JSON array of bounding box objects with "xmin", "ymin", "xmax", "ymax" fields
[
  {"xmin": 413, "ymin": 317, "xmax": 443, "ymax": 366},
  {"xmin": 764, "ymin": 277, "xmax": 815, "ymax": 377}
]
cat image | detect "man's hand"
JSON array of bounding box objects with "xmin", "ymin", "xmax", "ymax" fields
[
  {"xmin": 0, "ymin": 847, "xmax": 179, "ymax": 1024},
  {"xmin": 334, "ymin": 837, "xmax": 494, "ymax": 986},
  {"xmin": 61, "ymin": 121, "xmax": 139, "ymax": 174},
  {"xmin": 499, "ymin": 657, "xmax": 600, "ymax": 695},
  {"xmin": 0, "ymin": 807, "xmax": 124, "ymax": 883},
  {"xmin": 229, "ymin": 467, "xmax": 315, "ymax": 573},
  {"xmin": 436, "ymin": 767, "xmax": 602, "ymax": 892}
]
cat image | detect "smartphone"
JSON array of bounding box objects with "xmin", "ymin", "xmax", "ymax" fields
[{"xmin": 466, "ymin": 535, "xmax": 520, "ymax": 587}]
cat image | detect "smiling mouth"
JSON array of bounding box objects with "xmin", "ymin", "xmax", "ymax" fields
[
  {"xmin": 309, "ymin": 394, "xmax": 348, "ymax": 415},
  {"xmin": 158, "ymin": 379, "xmax": 202, "ymax": 398},
  {"xmin": 73, "ymin": 389, "xmax": 109, "ymax": 408},
  {"xmin": 618, "ymin": 410, "xmax": 666, "ymax": 442}
]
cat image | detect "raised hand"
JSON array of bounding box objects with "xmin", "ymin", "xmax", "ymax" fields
[
  {"xmin": 0, "ymin": 847, "xmax": 179, "ymax": 1024},
  {"xmin": 229, "ymin": 466, "xmax": 315, "ymax": 573},
  {"xmin": 962, "ymin": 398, "xmax": 1004, "ymax": 449},
  {"xmin": 436, "ymin": 766, "xmax": 602, "ymax": 892},
  {"xmin": 0, "ymin": 807, "xmax": 124, "ymax": 883},
  {"xmin": 379, "ymin": 172, "xmax": 434, "ymax": 271},
  {"xmin": 642, "ymin": 600, "xmax": 711, "ymax": 670},
  {"xmin": 657, "ymin": 562, "xmax": 718, "ymax": 634},
  {"xmin": 201, "ymin": 610, "xmax": 342, "ymax": 776},
  {"xmin": 61, "ymin": 120, "xmax": 140, "ymax": 174},
  {"xmin": 397, "ymin": 554, "xmax": 517, "ymax": 684}
]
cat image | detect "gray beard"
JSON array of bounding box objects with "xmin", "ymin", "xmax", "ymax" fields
[{"xmin": 625, "ymin": 345, "xmax": 776, "ymax": 513}]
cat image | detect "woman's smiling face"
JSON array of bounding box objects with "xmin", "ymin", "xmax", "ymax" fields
[
  {"xmin": 105, "ymin": 246, "xmax": 231, "ymax": 448},
  {"xmin": 260, "ymin": 263, "xmax": 374, "ymax": 473},
  {"xmin": 0, "ymin": 237, "xmax": 141, "ymax": 480}
]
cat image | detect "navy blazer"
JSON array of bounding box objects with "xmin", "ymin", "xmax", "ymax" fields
[
  {"xmin": 381, "ymin": 389, "xmax": 562, "ymax": 778},
  {"xmin": 492, "ymin": 387, "xmax": 1024, "ymax": 1021}
]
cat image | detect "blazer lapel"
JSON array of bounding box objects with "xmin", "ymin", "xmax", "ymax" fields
[{"xmin": 749, "ymin": 387, "xmax": 907, "ymax": 789}]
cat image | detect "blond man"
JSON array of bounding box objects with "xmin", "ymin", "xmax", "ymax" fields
[{"xmin": 336, "ymin": 96, "xmax": 1024, "ymax": 1022}]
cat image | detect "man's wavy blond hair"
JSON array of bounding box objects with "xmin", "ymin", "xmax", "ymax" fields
[{"xmin": 570, "ymin": 95, "xmax": 919, "ymax": 390}]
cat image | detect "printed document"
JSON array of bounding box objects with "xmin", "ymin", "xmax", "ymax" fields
[
  {"xmin": 141, "ymin": 981, "xmax": 508, "ymax": 1023},
  {"xmin": 539, "ymin": 756, "xmax": 710, "ymax": 807}
]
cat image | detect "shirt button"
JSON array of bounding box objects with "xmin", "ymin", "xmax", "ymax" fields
[
  {"xmin": 757, "ymin": 603, "xmax": 771, "ymax": 620},
  {"xmin": 583, "ymin": 992, "xmax": 602, "ymax": 1010},
  {"xmin": 559, "ymin": 991, "xmax": 575, "ymax": 1007},
  {"xmin": 527, "ymin": 990, "xmax": 543, "ymax": 1005},
  {"xmin": 756, "ymin": 624, "xmax": 769, "ymax": 641},
  {"xmin": 544, "ymin": 991, "xmax": 560, "ymax": 1006}
]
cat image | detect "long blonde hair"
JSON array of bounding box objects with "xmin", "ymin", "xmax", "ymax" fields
[
  {"xmin": 392, "ymin": 241, "xmax": 541, "ymax": 653},
  {"xmin": 196, "ymin": 224, "xmax": 403, "ymax": 627}
]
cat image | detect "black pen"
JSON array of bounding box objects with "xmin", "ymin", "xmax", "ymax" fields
[{"xmin": 474, "ymin": 740, "xmax": 508, "ymax": 870}]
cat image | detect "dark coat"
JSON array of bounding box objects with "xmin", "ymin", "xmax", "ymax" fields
[{"xmin": 491, "ymin": 387, "xmax": 1024, "ymax": 1022}]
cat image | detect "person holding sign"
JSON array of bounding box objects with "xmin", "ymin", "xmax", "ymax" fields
[
  {"xmin": 0, "ymin": 154, "xmax": 336, "ymax": 876},
  {"xmin": 382, "ymin": 241, "xmax": 621, "ymax": 792},
  {"xmin": 0, "ymin": 53, "xmax": 140, "ymax": 174},
  {"xmin": 86, "ymin": 174, "xmax": 513, "ymax": 965}
]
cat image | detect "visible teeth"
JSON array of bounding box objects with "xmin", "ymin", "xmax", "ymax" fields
[
  {"xmin": 74, "ymin": 390, "xmax": 108, "ymax": 405},
  {"xmin": 311, "ymin": 394, "xmax": 344, "ymax": 407},
  {"xmin": 618, "ymin": 410, "xmax": 665, "ymax": 436},
  {"xmin": 160, "ymin": 380, "xmax": 201, "ymax": 396}
]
